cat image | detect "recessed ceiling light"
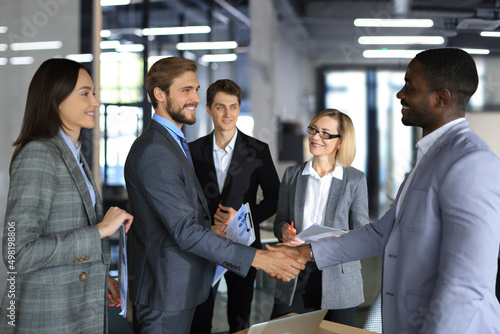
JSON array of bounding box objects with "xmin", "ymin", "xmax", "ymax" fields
[
  {"xmin": 363, "ymin": 49, "xmax": 423, "ymax": 58},
  {"xmin": 480, "ymin": 31, "xmax": 500, "ymax": 37},
  {"xmin": 66, "ymin": 54, "xmax": 94, "ymax": 62},
  {"xmin": 201, "ymin": 53, "xmax": 238, "ymax": 62},
  {"xmin": 354, "ymin": 19, "xmax": 434, "ymax": 28},
  {"xmin": 358, "ymin": 36, "xmax": 445, "ymax": 45},
  {"xmin": 10, "ymin": 41, "xmax": 62, "ymax": 51},
  {"xmin": 101, "ymin": 0, "xmax": 130, "ymax": 6},
  {"xmin": 10, "ymin": 56, "xmax": 35, "ymax": 65},
  {"xmin": 176, "ymin": 41, "xmax": 238, "ymax": 51},
  {"xmin": 143, "ymin": 26, "xmax": 211, "ymax": 36}
]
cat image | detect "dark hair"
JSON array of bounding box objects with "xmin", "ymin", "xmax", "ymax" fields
[
  {"xmin": 146, "ymin": 57, "xmax": 198, "ymax": 108},
  {"xmin": 11, "ymin": 58, "xmax": 90, "ymax": 165},
  {"xmin": 309, "ymin": 109, "xmax": 356, "ymax": 167},
  {"xmin": 414, "ymin": 48, "xmax": 478, "ymax": 111},
  {"xmin": 206, "ymin": 79, "xmax": 241, "ymax": 108}
]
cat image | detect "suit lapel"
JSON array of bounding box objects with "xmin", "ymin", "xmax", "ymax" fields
[
  {"xmin": 220, "ymin": 131, "xmax": 244, "ymax": 201},
  {"xmin": 294, "ymin": 163, "xmax": 308, "ymax": 232},
  {"xmin": 395, "ymin": 121, "xmax": 471, "ymax": 224},
  {"xmin": 81, "ymin": 153, "xmax": 103, "ymax": 222},
  {"xmin": 152, "ymin": 121, "xmax": 211, "ymax": 216},
  {"xmin": 324, "ymin": 176, "xmax": 344, "ymax": 228},
  {"xmin": 50, "ymin": 135, "xmax": 97, "ymax": 225},
  {"xmin": 202, "ymin": 133, "xmax": 219, "ymax": 195}
]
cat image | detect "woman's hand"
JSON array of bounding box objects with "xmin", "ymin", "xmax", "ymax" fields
[
  {"xmin": 281, "ymin": 223, "xmax": 304, "ymax": 246},
  {"xmin": 107, "ymin": 275, "xmax": 120, "ymax": 307},
  {"xmin": 97, "ymin": 206, "xmax": 133, "ymax": 239}
]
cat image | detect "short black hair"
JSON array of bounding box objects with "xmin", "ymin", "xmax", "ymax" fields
[
  {"xmin": 414, "ymin": 48, "xmax": 478, "ymax": 111},
  {"xmin": 206, "ymin": 79, "xmax": 241, "ymax": 108}
]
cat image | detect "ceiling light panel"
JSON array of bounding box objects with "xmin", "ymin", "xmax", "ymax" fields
[
  {"xmin": 358, "ymin": 36, "xmax": 445, "ymax": 45},
  {"xmin": 354, "ymin": 19, "xmax": 434, "ymax": 28}
]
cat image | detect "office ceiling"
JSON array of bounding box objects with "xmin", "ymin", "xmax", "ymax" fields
[
  {"xmin": 272, "ymin": 0, "xmax": 500, "ymax": 64},
  {"xmin": 101, "ymin": 0, "xmax": 500, "ymax": 65}
]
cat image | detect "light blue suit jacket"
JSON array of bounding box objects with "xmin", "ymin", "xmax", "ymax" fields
[{"xmin": 312, "ymin": 120, "xmax": 500, "ymax": 333}]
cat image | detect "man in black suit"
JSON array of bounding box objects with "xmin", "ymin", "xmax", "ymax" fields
[
  {"xmin": 125, "ymin": 58, "xmax": 305, "ymax": 333},
  {"xmin": 189, "ymin": 79, "xmax": 280, "ymax": 333}
]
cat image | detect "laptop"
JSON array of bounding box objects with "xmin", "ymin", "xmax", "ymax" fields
[{"xmin": 247, "ymin": 309, "xmax": 328, "ymax": 334}]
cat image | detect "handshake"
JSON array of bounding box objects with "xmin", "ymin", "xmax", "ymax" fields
[{"xmin": 252, "ymin": 243, "xmax": 312, "ymax": 282}]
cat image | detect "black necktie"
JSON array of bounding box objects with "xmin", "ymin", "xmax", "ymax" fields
[{"xmin": 180, "ymin": 137, "xmax": 194, "ymax": 168}]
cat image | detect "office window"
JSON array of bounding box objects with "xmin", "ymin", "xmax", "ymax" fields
[
  {"xmin": 325, "ymin": 71, "xmax": 367, "ymax": 173},
  {"xmin": 100, "ymin": 105, "xmax": 143, "ymax": 185}
]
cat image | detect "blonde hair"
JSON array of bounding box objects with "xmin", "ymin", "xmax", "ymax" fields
[{"xmin": 309, "ymin": 109, "xmax": 356, "ymax": 167}]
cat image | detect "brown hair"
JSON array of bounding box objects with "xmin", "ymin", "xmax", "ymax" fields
[
  {"xmin": 146, "ymin": 57, "xmax": 198, "ymax": 108},
  {"xmin": 309, "ymin": 109, "xmax": 356, "ymax": 167},
  {"xmin": 11, "ymin": 58, "xmax": 90, "ymax": 166},
  {"xmin": 206, "ymin": 79, "xmax": 241, "ymax": 108}
]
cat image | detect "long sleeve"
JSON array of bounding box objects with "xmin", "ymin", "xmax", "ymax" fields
[
  {"xmin": 251, "ymin": 144, "xmax": 280, "ymax": 225},
  {"xmin": 273, "ymin": 166, "xmax": 297, "ymax": 240}
]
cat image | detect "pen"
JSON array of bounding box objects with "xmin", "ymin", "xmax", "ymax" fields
[{"xmin": 290, "ymin": 221, "xmax": 294, "ymax": 235}]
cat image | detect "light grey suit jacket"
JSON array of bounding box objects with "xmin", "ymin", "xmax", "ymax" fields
[
  {"xmin": 125, "ymin": 120, "xmax": 256, "ymax": 313},
  {"xmin": 274, "ymin": 163, "xmax": 369, "ymax": 309},
  {"xmin": 0, "ymin": 134, "xmax": 109, "ymax": 333},
  {"xmin": 313, "ymin": 120, "xmax": 500, "ymax": 333}
]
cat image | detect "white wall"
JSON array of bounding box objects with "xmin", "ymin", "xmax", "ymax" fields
[
  {"xmin": 249, "ymin": 0, "xmax": 315, "ymax": 177},
  {"xmin": 0, "ymin": 0, "xmax": 80, "ymax": 293},
  {"xmin": 466, "ymin": 112, "xmax": 500, "ymax": 158}
]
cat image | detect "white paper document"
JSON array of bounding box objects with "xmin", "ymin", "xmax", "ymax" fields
[
  {"xmin": 296, "ymin": 223, "xmax": 346, "ymax": 243},
  {"xmin": 212, "ymin": 203, "xmax": 255, "ymax": 287},
  {"xmin": 118, "ymin": 224, "xmax": 128, "ymax": 317}
]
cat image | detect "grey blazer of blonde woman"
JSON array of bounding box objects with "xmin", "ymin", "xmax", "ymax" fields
[
  {"xmin": 0, "ymin": 133, "xmax": 109, "ymax": 333},
  {"xmin": 274, "ymin": 163, "xmax": 369, "ymax": 309}
]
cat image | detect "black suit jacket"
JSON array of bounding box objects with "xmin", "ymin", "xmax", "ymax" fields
[
  {"xmin": 124, "ymin": 121, "xmax": 256, "ymax": 312},
  {"xmin": 189, "ymin": 130, "xmax": 280, "ymax": 249}
]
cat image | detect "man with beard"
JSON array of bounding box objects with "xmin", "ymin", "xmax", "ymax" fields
[
  {"xmin": 291, "ymin": 48, "xmax": 500, "ymax": 333},
  {"xmin": 124, "ymin": 57, "xmax": 306, "ymax": 333}
]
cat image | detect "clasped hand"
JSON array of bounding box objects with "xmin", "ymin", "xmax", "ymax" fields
[{"xmin": 252, "ymin": 244, "xmax": 310, "ymax": 283}]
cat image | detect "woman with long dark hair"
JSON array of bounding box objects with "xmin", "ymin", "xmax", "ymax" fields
[{"xmin": 0, "ymin": 58, "xmax": 133, "ymax": 333}]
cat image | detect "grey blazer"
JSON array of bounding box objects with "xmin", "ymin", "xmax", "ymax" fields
[
  {"xmin": 274, "ymin": 163, "xmax": 369, "ymax": 309},
  {"xmin": 125, "ymin": 120, "xmax": 256, "ymax": 313},
  {"xmin": 0, "ymin": 134, "xmax": 109, "ymax": 333},
  {"xmin": 312, "ymin": 120, "xmax": 500, "ymax": 333}
]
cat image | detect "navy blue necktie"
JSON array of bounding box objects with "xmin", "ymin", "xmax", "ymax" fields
[{"xmin": 180, "ymin": 137, "xmax": 194, "ymax": 168}]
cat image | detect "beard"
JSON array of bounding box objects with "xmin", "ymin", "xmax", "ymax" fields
[{"xmin": 166, "ymin": 95, "xmax": 196, "ymax": 125}]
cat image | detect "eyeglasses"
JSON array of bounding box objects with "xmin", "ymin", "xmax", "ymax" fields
[{"xmin": 306, "ymin": 126, "xmax": 341, "ymax": 140}]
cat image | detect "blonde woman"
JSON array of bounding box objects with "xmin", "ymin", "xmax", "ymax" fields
[{"xmin": 272, "ymin": 109, "xmax": 369, "ymax": 325}]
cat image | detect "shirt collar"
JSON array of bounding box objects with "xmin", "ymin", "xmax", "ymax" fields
[
  {"xmin": 302, "ymin": 158, "xmax": 344, "ymax": 180},
  {"xmin": 213, "ymin": 128, "xmax": 238, "ymax": 153},
  {"xmin": 59, "ymin": 129, "xmax": 81, "ymax": 163},
  {"xmin": 415, "ymin": 118, "xmax": 465, "ymax": 163},
  {"xmin": 153, "ymin": 113, "xmax": 186, "ymax": 141}
]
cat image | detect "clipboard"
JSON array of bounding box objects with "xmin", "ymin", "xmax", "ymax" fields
[{"xmin": 212, "ymin": 203, "xmax": 255, "ymax": 286}]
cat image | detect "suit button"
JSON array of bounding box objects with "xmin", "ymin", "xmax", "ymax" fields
[
  {"xmin": 84, "ymin": 256, "xmax": 89, "ymax": 261},
  {"xmin": 79, "ymin": 272, "xmax": 88, "ymax": 281},
  {"xmin": 205, "ymin": 216, "xmax": 209, "ymax": 220}
]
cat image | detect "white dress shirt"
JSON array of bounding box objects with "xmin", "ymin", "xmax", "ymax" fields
[
  {"xmin": 213, "ymin": 129, "xmax": 238, "ymax": 191},
  {"xmin": 302, "ymin": 158, "xmax": 344, "ymax": 231}
]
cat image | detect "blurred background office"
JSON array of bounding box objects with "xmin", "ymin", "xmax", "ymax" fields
[{"xmin": 1, "ymin": 0, "xmax": 500, "ymax": 333}]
